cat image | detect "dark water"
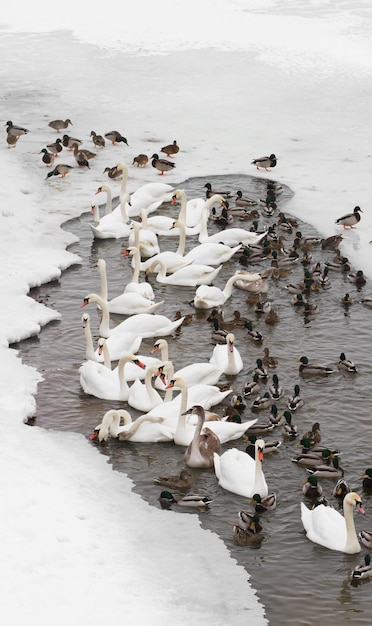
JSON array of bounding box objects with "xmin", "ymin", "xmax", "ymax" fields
[{"xmin": 14, "ymin": 175, "xmax": 372, "ymax": 625}]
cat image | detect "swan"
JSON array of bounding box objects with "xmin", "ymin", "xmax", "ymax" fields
[
  {"xmin": 96, "ymin": 259, "xmax": 163, "ymax": 315},
  {"xmin": 96, "ymin": 336, "xmax": 162, "ymax": 380},
  {"xmin": 91, "ymin": 409, "xmax": 174, "ymax": 443},
  {"xmin": 172, "ymin": 217, "xmax": 242, "ymax": 266},
  {"xmin": 171, "ymin": 188, "xmax": 214, "ymax": 229},
  {"xmin": 198, "ymin": 202, "xmax": 268, "ymax": 247},
  {"xmin": 209, "ymin": 332, "xmax": 243, "ymax": 375},
  {"xmin": 121, "ymin": 246, "xmax": 155, "ymax": 300},
  {"xmin": 184, "ymin": 405, "xmax": 221, "ymax": 468},
  {"xmin": 145, "ymin": 257, "xmax": 223, "ymax": 287},
  {"xmin": 90, "ymin": 187, "xmax": 133, "ymax": 239},
  {"xmin": 128, "ymin": 364, "xmax": 165, "ymax": 412},
  {"xmin": 82, "ymin": 312, "xmax": 97, "ymax": 361},
  {"xmin": 213, "ymin": 438, "xmax": 269, "ymax": 498},
  {"xmin": 79, "ymin": 352, "xmax": 146, "ymax": 401},
  {"xmin": 82, "ymin": 293, "xmax": 185, "ymax": 338},
  {"xmin": 300, "ymin": 491, "xmax": 365, "ymax": 554},
  {"xmin": 152, "ymin": 354, "xmax": 224, "ymax": 389},
  {"xmin": 128, "ymin": 218, "xmax": 160, "ymax": 258},
  {"xmin": 193, "ymin": 271, "xmax": 262, "ymax": 309},
  {"xmin": 116, "ymin": 162, "xmax": 175, "ymax": 216}
]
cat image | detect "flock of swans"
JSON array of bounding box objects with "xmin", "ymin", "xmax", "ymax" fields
[{"xmin": 79, "ymin": 161, "xmax": 371, "ymax": 571}]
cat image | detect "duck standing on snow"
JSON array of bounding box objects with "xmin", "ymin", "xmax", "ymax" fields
[
  {"xmin": 45, "ymin": 163, "xmax": 74, "ymax": 179},
  {"xmin": 160, "ymin": 140, "xmax": 179, "ymax": 157},
  {"xmin": 6, "ymin": 120, "xmax": 29, "ymax": 138},
  {"xmin": 48, "ymin": 118, "xmax": 72, "ymax": 132},
  {"xmin": 40, "ymin": 148, "xmax": 55, "ymax": 167},
  {"xmin": 335, "ymin": 206, "xmax": 362, "ymax": 229},
  {"xmin": 104, "ymin": 130, "xmax": 129, "ymax": 146},
  {"xmin": 251, "ymin": 153, "xmax": 277, "ymax": 171},
  {"xmin": 151, "ymin": 153, "xmax": 176, "ymax": 175}
]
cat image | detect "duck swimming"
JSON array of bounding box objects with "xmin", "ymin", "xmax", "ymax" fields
[
  {"xmin": 153, "ymin": 469, "xmax": 192, "ymax": 490},
  {"xmin": 158, "ymin": 491, "xmax": 213, "ymax": 512},
  {"xmin": 298, "ymin": 356, "xmax": 336, "ymax": 376}
]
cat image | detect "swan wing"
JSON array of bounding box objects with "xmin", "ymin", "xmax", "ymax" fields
[{"xmin": 301, "ymin": 502, "xmax": 347, "ymax": 551}]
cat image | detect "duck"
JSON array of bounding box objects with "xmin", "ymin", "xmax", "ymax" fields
[
  {"xmin": 251, "ymin": 154, "xmax": 277, "ymax": 171},
  {"xmin": 348, "ymin": 270, "xmax": 367, "ymax": 287},
  {"xmin": 298, "ymin": 356, "xmax": 336, "ymax": 376},
  {"xmin": 234, "ymin": 190, "xmax": 259, "ymax": 207},
  {"xmin": 321, "ymin": 234, "xmax": 343, "ymax": 250},
  {"xmin": 361, "ymin": 297, "xmax": 372, "ymax": 308},
  {"xmin": 48, "ymin": 118, "xmax": 72, "ymax": 132},
  {"xmin": 104, "ymin": 130, "xmax": 129, "ymax": 146},
  {"xmin": 211, "ymin": 319, "xmax": 229, "ymax": 344},
  {"xmin": 46, "ymin": 138, "xmax": 63, "ymax": 155},
  {"xmin": 261, "ymin": 347, "xmax": 278, "ymax": 368},
  {"xmin": 145, "ymin": 257, "xmax": 223, "ymax": 287},
  {"xmin": 210, "ymin": 206, "xmax": 234, "ymax": 227},
  {"xmin": 6, "ymin": 133, "xmax": 19, "ymax": 148},
  {"xmin": 302, "ymin": 476, "xmax": 323, "ymax": 500},
  {"xmin": 292, "ymin": 448, "xmax": 332, "ymax": 469},
  {"xmin": 89, "ymin": 130, "xmax": 105, "ymax": 147},
  {"xmin": 282, "ymin": 411, "xmax": 299, "ymax": 438},
  {"xmin": 5, "ymin": 120, "xmax": 29, "ymax": 137},
  {"xmin": 209, "ymin": 332, "xmax": 243, "ymax": 375},
  {"xmin": 237, "ymin": 209, "xmax": 261, "ymax": 221},
  {"xmin": 153, "ymin": 469, "xmax": 192, "ymax": 490},
  {"xmin": 103, "ymin": 165, "xmax": 122, "ymax": 180},
  {"xmin": 268, "ymin": 374, "xmax": 284, "ymax": 401},
  {"xmin": 301, "ymin": 422, "xmax": 321, "ymax": 447},
  {"xmin": 361, "ymin": 468, "xmax": 372, "ymax": 491},
  {"xmin": 221, "ymin": 310, "xmax": 251, "ymax": 329},
  {"xmin": 160, "ymin": 140, "xmax": 179, "ymax": 157},
  {"xmin": 213, "ymin": 437, "xmax": 268, "ymax": 498},
  {"xmin": 252, "ymin": 358, "xmax": 268, "ymax": 380},
  {"xmin": 326, "ymin": 256, "xmax": 351, "ymax": 273},
  {"xmin": 287, "ymin": 384, "xmax": 304, "ymax": 411},
  {"xmin": 81, "ymin": 293, "xmax": 184, "ymax": 339},
  {"xmin": 338, "ymin": 352, "xmax": 358, "ymax": 373},
  {"xmin": 269, "ymin": 404, "xmax": 282, "ymax": 427},
  {"xmin": 79, "ymin": 351, "xmax": 146, "ymax": 401},
  {"xmin": 252, "ymin": 492, "xmax": 277, "ymax": 513},
  {"xmin": 340, "ymin": 293, "xmax": 354, "ymax": 306},
  {"xmin": 264, "ymin": 308, "xmax": 281, "ymax": 325},
  {"xmin": 192, "ymin": 271, "xmax": 262, "ymax": 309},
  {"xmin": 359, "ymin": 530, "xmax": 372, "ymax": 549},
  {"xmin": 245, "ymin": 321, "xmax": 263, "ymax": 342},
  {"xmin": 62, "ymin": 134, "xmax": 82, "ymax": 150},
  {"xmin": 237, "ymin": 511, "xmax": 263, "ymax": 534},
  {"xmin": 230, "ymin": 394, "xmax": 247, "ymax": 413},
  {"xmin": 132, "ymin": 153, "xmax": 148, "ymax": 167},
  {"xmin": 307, "ymin": 457, "xmax": 344, "ymax": 479},
  {"xmin": 72, "ymin": 142, "xmax": 96, "ymax": 163},
  {"xmin": 333, "ymin": 478, "xmax": 351, "ymax": 501},
  {"xmin": 301, "ymin": 491, "xmax": 365, "ymax": 553},
  {"xmin": 204, "ymin": 182, "xmax": 232, "ymax": 199},
  {"xmin": 45, "ymin": 163, "xmax": 74, "ymax": 179},
  {"xmin": 158, "ymin": 491, "xmax": 213, "ymax": 512},
  {"xmin": 183, "ymin": 406, "xmax": 221, "ymax": 469},
  {"xmin": 293, "ymin": 231, "xmax": 321, "ymax": 251},
  {"xmin": 335, "ymin": 206, "xmax": 362, "ymax": 229},
  {"xmin": 352, "ymin": 555, "xmax": 372, "ymax": 580},
  {"xmin": 252, "ymin": 392, "xmax": 272, "ymax": 412},
  {"xmin": 40, "ymin": 148, "xmax": 55, "ymax": 167},
  {"xmin": 243, "ymin": 373, "xmax": 261, "ymax": 397},
  {"xmin": 91, "ymin": 409, "xmax": 173, "ymax": 443},
  {"xmin": 151, "ymin": 153, "xmax": 176, "ymax": 175},
  {"xmin": 245, "ymin": 434, "xmax": 281, "ymax": 457},
  {"xmin": 232, "ymin": 524, "xmax": 264, "ymax": 547}
]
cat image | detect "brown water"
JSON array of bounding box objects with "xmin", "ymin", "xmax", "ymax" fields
[{"xmin": 14, "ymin": 175, "xmax": 372, "ymax": 625}]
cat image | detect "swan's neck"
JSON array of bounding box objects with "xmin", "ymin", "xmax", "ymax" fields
[
  {"xmin": 83, "ymin": 318, "xmax": 95, "ymax": 361},
  {"xmin": 344, "ymin": 500, "xmax": 360, "ymax": 553},
  {"xmin": 120, "ymin": 414, "xmax": 159, "ymax": 440},
  {"xmin": 119, "ymin": 166, "xmax": 128, "ymax": 200},
  {"xmin": 254, "ymin": 450, "xmax": 266, "ymax": 495},
  {"xmin": 189, "ymin": 412, "xmax": 204, "ymax": 455},
  {"xmin": 98, "ymin": 260, "xmax": 108, "ymax": 301},
  {"xmin": 119, "ymin": 198, "xmax": 130, "ymax": 223},
  {"xmin": 130, "ymin": 248, "xmax": 141, "ymax": 283},
  {"xmin": 198, "ymin": 196, "xmax": 223, "ymax": 243},
  {"xmin": 175, "ymin": 218, "xmax": 186, "ymax": 256},
  {"xmin": 91, "ymin": 203, "xmax": 100, "ymax": 226},
  {"xmin": 117, "ymin": 356, "xmax": 132, "ymax": 399},
  {"xmin": 161, "ymin": 360, "xmax": 174, "ymax": 402},
  {"xmin": 86, "ymin": 293, "xmax": 111, "ymax": 337},
  {"xmin": 103, "ymin": 187, "xmax": 112, "ymax": 214},
  {"xmin": 108, "ymin": 410, "xmax": 132, "ymax": 437},
  {"xmin": 175, "ymin": 381, "xmax": 189, "ymax": 439},
  {"xmin": 100, "ymin": 340, "xmax": 112, "ymax": 369},
  {"xmin": 222, "ymin": 273, "xmax": 246, "ymax": 298},
  {"xmin": 145, "ymin": 366, "xmax": 161, "ymax": 401}
]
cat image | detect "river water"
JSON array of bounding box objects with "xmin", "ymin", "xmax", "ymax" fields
[{"xmin": 14, "ymin": 174, "xmax": 372, "ymax": 625}]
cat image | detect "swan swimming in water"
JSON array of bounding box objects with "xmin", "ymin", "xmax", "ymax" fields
[
  {"xmin": 91, "ymin": 409, "xmax": 174, "ymax": 443},
  {"xmin": 192, "ymin": 271, "xmax": 262, "ymax": 309},
  {"xmin": 79, "ymin": 351, "xmax": 146, "ymax": 401},
  {"xmin": 209, "ymin": 332, "xmax": 243, "ymax": 375},
  {"xmin": 213, "ymin": 438, "xmax": 269, "ymax": 498}
]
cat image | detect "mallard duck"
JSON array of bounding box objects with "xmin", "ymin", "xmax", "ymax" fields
[
  {"xmin": 269, "ymin": 404, "xmax": 282, "ymax": 427},
  {"xmin": 287, "ymin": 384, "xmax": 304, "ymax": 411},
  {"xmin": 251, "ymin": 153, "xmax": 277, "ymax": 171},
  {"xmin": 237, "ymin": 511, "xmax": 263, "ymax": 533},
  {"xmin": 260, "ymin": 348, "xmax": 277, "ymax": 370},
  {"xmin": 282, "ymin": 411, "xmax": 298, "ymax": 438},
  {"xmin": 301, "ymin": 422, "xmax": 321, "ymax": 447},
  {"xmin": 232, "ymin": 524, "xmax": 264, "ymax": 547},
  {"xmin": 335, "ymin": 206, "xmax": 362, "ymax": 229},
  {"xmin": 90, "ymin": 130, "xmax": 105, "ymax": 147},
  {"xmin": 361, "ymin": 297, "xmax": 372, "ymax": 308},
  {"xmin": 243, "ymin": 373, "xmax": 261, "ymax": 397},
  {"xmin": 72, "ymin": 145, "xmax": 90, "ymax": 169},
  {"xmin": 46, "ymin": 138, "xmax": 63, "ymax": 155},
  {"xmin": 254, "ymin": 300, "xmax": 272, "ymax": 315},
  {"xmin": 265, "ymin": 308, "xmax": 281, "ymax": 325},
  {"xmin": 104, "ymin": 130, "xmax": 129, "ymax": 145},
  {"xmin": 245, "ymin": 435, "xmax": 281, "ymax": 457},
  {"xmin": 359, "ymin": 530, "xmax": 372, "ymax": 549},
  {"xmin": 151, "ymin": 153, "xmax": 176, "ymax": 175},
  {"xmin": 45, "ymin": 163, "xmax": 74, "ymax": 179},
  {"xmin": 362, "ymin": 468, "xmax": 372, "ymax": 491},
  {"xmin": 303, "ymin": 475, "xmax": 323, "ymax": 500},
  {"xmin": 333, "ymin": 478, "xmax": 350, "ymax": 501},
  {"xmin": 211, "ymin": 319, "xmax": 229, "ymax": 344},
  {"xmin": 48, "ymin": 118, "xmax": 72, "ymax": 132},
  {"xmin": 277, "ymin": 211, "xmax": 297, "ymax": 227},
  {"xmin": 262, "ymin": 202, "xmax": 277, "ymax": 217},
  {"xmin": 204, "ymin": 182, "xmax": 232, "ymax": 199},
  {"xmin": 340, "ymin": 293, "xmax": 354, "ymax": 306},
  {"xmin": 292, "ymin": 293, "xmax": 308, "ymax": 307},
  {"xmin": 245, "ymin": 321, "xmax": 263, "ymax": 342},
  {"xmin": 252, "ymin": 492, "xmax": 277, "ymax": 512},
  {"xmin": 245, "ymin": 419, "xmax": 275, "ymax": 435},
  {"xmin": 321, "ymin": 234, "xmax": 343, "ymax": 250},
  {"xmin": 6, "ymin": 133, "xmax": 19, "ymax": 148},
  {"xmin": 326, "ymin": 256, "xmax": 351, "ymax": 273},
  {"xmin": 352, "ymin": 555, "xmax": 372, "ymax": 580},
  {"xmin": 268, "ymin": 374, "xmax": 283, "ymax": 401},
  {"xmin": 132, "ymin": 154, "xmax": 148, "ymax": 167},
  {"xmin": 348, "ymin": 270, "xmax": 367, "ymax": 287},
  {"xmin": 222, "ymin": 310, "xmax": 251, "ymax": 329},
  {"xmin": 103, "ymin": 165, "xmax": 122, "ymax": 180},
  {"xmin": 252, "ymin": 391, "xmax": 272, "ymax": 412},
  {"xmin": 298, "ymin": 356, "xmax": 335, "ymax": 376},
  {"xmin": 173, "ymin": 310, "xmax": 194, "ymax": 326},
  {"xmin": 338, "ymin": 352, "xmax": 358, "ymax": 373},
  {"xmin": 294, "ymin": 231, "xmax": 321, "ymax": 251},
  {"xmin": 234, "ymin": 190, "xmax": 258, "ymax": 207},
  {"xmin": 230, "ymin": 394, "xmax": 247, "ymax": 413},
  {"xmin": 292, "ymin": 449, "xmax": 331, "ymax": 469},
  {"xmin": 307, "ymin": 457, "xmax": 344, "ymax": 479},
  {"xmin": 62, "ymin": 134, "xmax": 82, "ymax": 149},
  {"xmin": 238, "ymin": 209, "xmax": 261, "ymax": 221},
  {"xmin": 40, "ymin": 148, "xmax": 55, "ymax": 167},
  {"xmin": 158, "ymin": 491, "xmax": 213, "ymax": 512},
  {"xmin": 302, "ymin": 303, "xmax": 319, "ymax": 316},
  {"xmin": 153, "ymin": 469, "xmax": 192, "ymax": 490},
  {"xmin": 210, "ymin": 206, "xmax": 233, "ymax": 227},
  {"xmin": 253, "ymin": 358, "xmax": 268, "ymax": 380},
  {"xmin": 5, "ymin": 120, "xmax": 29, "ymax": 136},
  {"xmin": 160, "ymin": 140, "xmax": 179, "ymax": 157}
]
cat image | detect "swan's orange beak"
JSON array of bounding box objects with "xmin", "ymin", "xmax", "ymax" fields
[
  {"xmin": 133, "ymin": 359, "xmax": 146, "ymax": 369},
  {"xmin": 90, "ymin": 430, "xmax": 99, "ymax": 441},
  {"xmin": 171, "ymin": 195, "xmax": 177, "ymax": 205},
  {"xmin": 258, "ymin": 448, "xmax": 264, "ymax": 462},
  {"xmin": 228, "ymin": 340, "xmax": 234, "ymax": 352},
  {"xmin": 122, "ymin": 249, "xmax": 130, "ymax": 257},
  {"xmin": 356, "ymin": 501, "xmax": 366, "ymax": 515},
  {"xmin": 81, "ymin": 298, "xmax": 89, "ymax": 307}
]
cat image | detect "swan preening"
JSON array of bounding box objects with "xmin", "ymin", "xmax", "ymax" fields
[{"xmin": 91, "ymin": 409, "xmax": 174, "ymax": 443}]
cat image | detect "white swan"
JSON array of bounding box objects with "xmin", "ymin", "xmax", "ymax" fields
[
  {"xmin": 79, "ymin": 352, "xmax": 146, "ymax": 401},
  {"xmin": 209, "ymin": 332, "xmax": 243, "ymax": 375},
  {"xmin": 233, "ymin": 270, "xmax": 268, "ymax": 293},
  {"xmin": 174, "ymin": 217, "xmax": 242, "ymax": 266},
  {"xmin": 184, "ymin": 405, "xmax": 221, "ymax": 468},
  {"xmin": 145, "ymin": 257, "xmax": 223, "ymax": 286},
  {"xmin": 128, "ymin": 364, "xmax": 165, "ymax": 412},
  {"xmin": 96, "ymin": 259, "xmax": 163, "ymax": 315},
  {"xmin": 153, "ymin": 355, "xmax": 223, "ymax": 390},
  {"xmin": 128, "ymin": 218, "xmax": 160, "ymax": 258},
  {"xmin": 198, "ymin": 203, "xmax": 268, "ymax": 247},
  {"xmin": 90, "ymin": 187, "xmax": 133, "ymax": 239},
  {"xmin": 213, "ymin": 438, "xmax": 269, "ymax": 498},
  {"xmin": 116, "ymin": 162, "xmax": 175, "ymax": 216},
  {"xmin": 121, "ymin": 246, "xmax": 155, "ymax": 300},
  {"xmin": 91, "ymin": 409, "xmax": 174, "ymax": 443},
  {"xmin": 97, "ymin": 337, "xmax": 162, "ymax": 381},
  {"xmin": 82, "ymin": 293, "xmax": 185, "ymax": 338},
  {"xmin": 171, "ymin": 188, "xmax": 213, "ymax": 229},
  {"xmin": 193, "ymin": 271, "xmax": 262, "ymax": 309},
  {"xmin": 300, "ymin": 491, "xmax": 365, "ymax": 554}
]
